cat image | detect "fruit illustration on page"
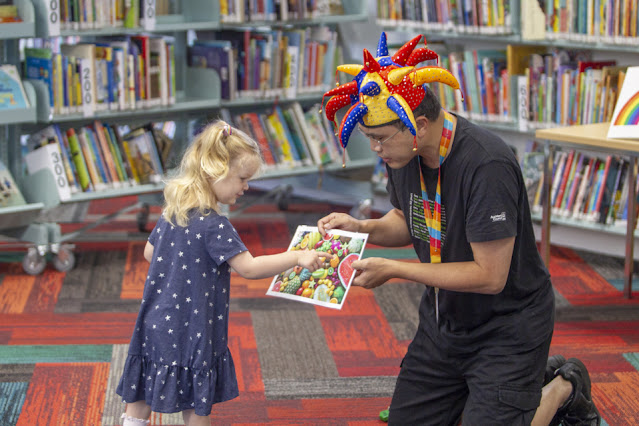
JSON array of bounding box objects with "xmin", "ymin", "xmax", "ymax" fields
[{"xmin": 267, "ymin": 225, "xmax": 368, "ymax": 310}]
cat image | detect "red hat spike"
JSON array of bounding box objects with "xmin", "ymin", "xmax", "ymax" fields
[
  {"xmin": 325, "ymin": 94, "xmax": 353, "ymax": 123},
  {"xmin": 406, "ymin": 47, "xmax": 439, "ymax": 67},
  {"xmin": 391, "ymin": 34, "xmax": 422, "ymax": 66},
  {"xmin": 324, "ymin": 80, "xmax": 358, "ymax": 98},
  {"xmin": 362, "ymin": 49, "xmax": 381, "ymax": 73}
]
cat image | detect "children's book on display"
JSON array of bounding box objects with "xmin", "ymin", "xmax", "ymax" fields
[
  {"xmin": 266, "ymin": 225, "xmax": 368, "ymax": 310},
  {"xmin": 607, "ymin": 66, "xmax": 639, "ymax": 140}
]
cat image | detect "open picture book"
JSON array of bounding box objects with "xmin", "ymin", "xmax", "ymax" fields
[{"xmin": 266, "ymin": 225, "xmax": 368, "ymax": 310}]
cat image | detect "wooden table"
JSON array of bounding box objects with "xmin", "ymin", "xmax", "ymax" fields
[{"xmin": 535, "ymin": 123, "xmax": 639, "ymax": 298}]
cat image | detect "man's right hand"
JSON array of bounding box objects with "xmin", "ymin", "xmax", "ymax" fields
[{"xmin": 317, "ymin": 212, "xmax": 361, "ymax": 236}]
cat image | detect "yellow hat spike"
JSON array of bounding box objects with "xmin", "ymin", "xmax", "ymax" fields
[
  {"xmin": 410, "ymin": 67, "xmax": 460, "ymax": 90},
  {"xmin": 337, "ymin": 64, "xmax": 364, "ymax": 76},
  {"xmin": 387, "ymin": 66, "xmax": 414, "ymax": 85}
]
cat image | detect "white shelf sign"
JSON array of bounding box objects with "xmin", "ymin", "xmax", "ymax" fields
[
  {"xmin": 143, "ymin": 0, "xmax": 156, "ymax": 30},
  {"xmin": 80, "ymin": 58, "xmax": 94, "ymax": 118},
  {"xmin": 46, "ymin": 0, "xmax": 61, "ymax": 36}
]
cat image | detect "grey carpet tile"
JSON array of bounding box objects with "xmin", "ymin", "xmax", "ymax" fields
[
  {"xmin": 553, "ymin": 287, "xmax": 571, "ymax": 308},
  {"xmin": 0, "ymin": 363, "xmax": 34, "ymax": 382},
  {"xmin": 55, "ymin": 250, "xmax": 127, "ymax": 313},
  {"xmin": 263, "ymin": 376, "xmax": 397, "ymax": 400},
  {"xmin": 574, "ymin": 249, "xmax": 639, "ymax": 281},
  {"xmin": 251, "ymin": 310, "xmax": 339, "ymax": 381},
  {"xmin": 84, "ymin": 250, "xmax": 127, "ymax": 300},
  {"xmin": 373, "ymin": 283, "xmax": 423, "ymax": 341},
  {"xmin": 231, "ymin": 297, "xmax": 319, "ymax": 311}
]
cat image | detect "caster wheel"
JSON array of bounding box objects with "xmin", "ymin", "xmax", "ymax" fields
[
  {"xmin": 52, "ymin": 246, "xmax": 75, "ymax": 272},
  {"xmin": 23, "ymin": 247, "xmax": 46, "ymax": 275},
  {"xmin": 137, "ymin": 203, "xmax": 150, "ymax": 232}
]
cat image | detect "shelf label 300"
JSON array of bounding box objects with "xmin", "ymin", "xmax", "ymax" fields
[{"xmin": 46, "ymin": 0, "xmax": 61, "ymax": 37}]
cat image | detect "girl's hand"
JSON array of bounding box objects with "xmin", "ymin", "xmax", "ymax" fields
[
  {"xmin": 297, "ymin": 249, "xmax": 332, "ymax": 272},
  {"xmin": 317, "ymin": 212, "xmax": 361, "ymax": 236}
]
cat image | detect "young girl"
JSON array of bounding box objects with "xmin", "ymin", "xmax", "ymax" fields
[{"xmin": 116, "ymin": 121, "xmax": 327, "ymax": 426}]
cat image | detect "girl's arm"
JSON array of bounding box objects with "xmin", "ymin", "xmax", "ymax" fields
[
  {"xmin": 228, "ymin": 249, "xmax": 328, "ymax": 280},
  {"xmin": 144, "ymin": 242, "xmax": 154, "ymax": 263}
]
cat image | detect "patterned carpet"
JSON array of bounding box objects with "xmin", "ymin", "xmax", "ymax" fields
[{"xmin": 1, "ymin": 195, "xmax": 639, "ymax": 425}]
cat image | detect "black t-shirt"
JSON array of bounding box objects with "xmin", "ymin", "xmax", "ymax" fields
[{"xmin": 387, "ymin": 114, "xmax": 554, "ymax": 353}]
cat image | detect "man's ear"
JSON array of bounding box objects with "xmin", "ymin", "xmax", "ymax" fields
[{"xmin": 415, "ymin": 115, "xmax": 429, "ymax": 135}]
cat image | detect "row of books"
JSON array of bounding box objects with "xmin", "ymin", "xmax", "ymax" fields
[
  {"xmin": 543, "ymin": 0, "xmax": 639, "ymax": 44},
  {"xmin": 23, "ymin": 121, "xmax": 175, "ymax": 200},
  {"xmin": 218, "ymin": 101, "xmax": 345, "ymax": 169},
  {"xmin": 193, "ymin": 27, "xmax": 341, "ymax": 100},
  {"xmin": 429, "ymin": 46, "xmax": 631, "ymax": 130},
  {"xmin": 524, "ymin": 147, "xmax": 634, "ymax": 226},
  {"xmin": 377, "ymin": 0, "xmax": 513, "ymax": 34},
  {"xmin": 221, "ymin": 0, "xmax": 346, "ymax": 23},
  {"xmin": 52, "ymin": 0, "xmax": 176, "ymax": 31},
  {"xmin": 525, "ymin": 53, "xmax": 627, "ymax": 128},
  {"xmin": 23, "ymin": 35, "xmax": 176, "ymax": 116}
]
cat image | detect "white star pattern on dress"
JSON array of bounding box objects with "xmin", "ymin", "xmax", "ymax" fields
[{"xmin": 126, "ymin": 214, "xmax": 244, "ymax": 412}]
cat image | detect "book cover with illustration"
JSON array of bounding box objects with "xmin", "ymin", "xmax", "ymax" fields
[
  {"xmin": 608, "ymin": 66, "xmax": 639, "ymax": 140},
  {"xmin": 0, "ymin": 159, "xmax": 26, "ymax": 208},
  {"xmin": 266, "ymin": 225, "xmax": 368, "ymax": 310},
  {"xmin": 0, "ymin": 64, "xmax": 30, "ymax": 110}
]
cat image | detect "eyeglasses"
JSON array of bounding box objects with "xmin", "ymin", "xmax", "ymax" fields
[{"xmin": 359, "ymin": 127, "xmax": 402, "ymax": 146}]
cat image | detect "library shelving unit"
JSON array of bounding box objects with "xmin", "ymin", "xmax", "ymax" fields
[
  {"xmin": 1, "ymin": 0, "xmax": 373, "ymax": 274},
  {"xmin": 375, "ymin": 2, "xmax": 639, "ymax": 268},
  {"xmin": 535, "ymin": 123, "xmax": 639, "ymax": 298},
  {"xmin": 0, "ymin": 0, "xmax": 52, "ymax": 274}
]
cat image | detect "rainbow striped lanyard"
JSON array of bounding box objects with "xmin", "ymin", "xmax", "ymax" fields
[{"xmin": 418, "ymin": 111, "xmax": 453, "ymax": 322}]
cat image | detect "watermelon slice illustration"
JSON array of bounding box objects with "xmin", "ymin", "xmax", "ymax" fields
[{"xmin": 338, "ymin": 253, "xmax": 359, "ymax": 287}]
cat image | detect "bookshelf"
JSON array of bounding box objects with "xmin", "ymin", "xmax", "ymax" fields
[
  {"xmin": 0, "ymin": 0, "xmax": 372, "ymax": 274},
  {"xmin": 535, "ymin": 123, "xmax": 639, "ymax": 298}
]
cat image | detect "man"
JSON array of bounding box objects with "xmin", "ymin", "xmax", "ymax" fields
[{"xmin": 317, "ymin": 32, "xmax": 600, "ymax": 425}]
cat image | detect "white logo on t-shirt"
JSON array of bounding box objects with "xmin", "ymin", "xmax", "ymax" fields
[{"xmin": 490, "ymin": 212, "xmax": 506, "ymax": 222}]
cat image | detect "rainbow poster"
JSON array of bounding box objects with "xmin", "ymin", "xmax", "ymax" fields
[{"xmin": 608, "ymin": 66, "xmax": 639, "ymax": 139}]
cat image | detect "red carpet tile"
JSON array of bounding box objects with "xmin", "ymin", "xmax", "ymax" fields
[
  {"xmin": 17, "ymin": 362, "xmax": 109, "ymax": 426},
  {"xmin": 548, "ymin": 245, "xmax": 639, "ymax": 305}
]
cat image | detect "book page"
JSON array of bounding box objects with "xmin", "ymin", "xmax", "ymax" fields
[{"xmin": 266, "ymin": 225, "xmax": 368, "ymax": 310}]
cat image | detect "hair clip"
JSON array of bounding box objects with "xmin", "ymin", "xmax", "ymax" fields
[{"xmin": 222, "ymin": 124, "xmax": 232, "ymax": 137}]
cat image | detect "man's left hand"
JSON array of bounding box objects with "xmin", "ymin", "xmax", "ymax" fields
[{"xmin": 351, "ymin": 257, "xmax": 390, "ymax": 289}]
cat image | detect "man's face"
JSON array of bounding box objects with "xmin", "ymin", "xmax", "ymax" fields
[{"xmin": 357, "ymin": 124, "xmax": 416, "ymax": 169}]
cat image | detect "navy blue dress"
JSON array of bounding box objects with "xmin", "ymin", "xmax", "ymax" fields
[{"xmin": 116, "ymin": 210, "xmax": 247, "ymax": 415}]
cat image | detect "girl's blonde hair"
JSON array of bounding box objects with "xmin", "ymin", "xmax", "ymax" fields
[{"xmin": 163, "ymin": 120, "xmax": 263, "ymax": 226}]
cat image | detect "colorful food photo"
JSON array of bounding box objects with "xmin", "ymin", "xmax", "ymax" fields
[{"xmin": 266, "ymin": 225, "xmax": 368, "ymax": 309}]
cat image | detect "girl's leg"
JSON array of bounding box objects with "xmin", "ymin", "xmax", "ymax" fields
[
  {"xmin": 122, "ymin": 401, "xmax": 152, "ymax": 425},
  {"xmin": 182, "ymin": 409, "xmax": 211, "ymax": 426}
]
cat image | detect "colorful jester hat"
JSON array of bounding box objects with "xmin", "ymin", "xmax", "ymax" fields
[{"xmin": 322, "ymin": 32, "xmax": 461, "ymax": 164}]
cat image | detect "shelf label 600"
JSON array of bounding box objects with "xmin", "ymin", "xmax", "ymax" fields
[{"xmin": 46, "ymin": 0, "xmax": 61, "ymax": 36}]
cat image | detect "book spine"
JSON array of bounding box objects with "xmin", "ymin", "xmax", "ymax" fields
[{"xmin": 66, "ymin": 128, "xmax": 93, "ymax": 191}]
